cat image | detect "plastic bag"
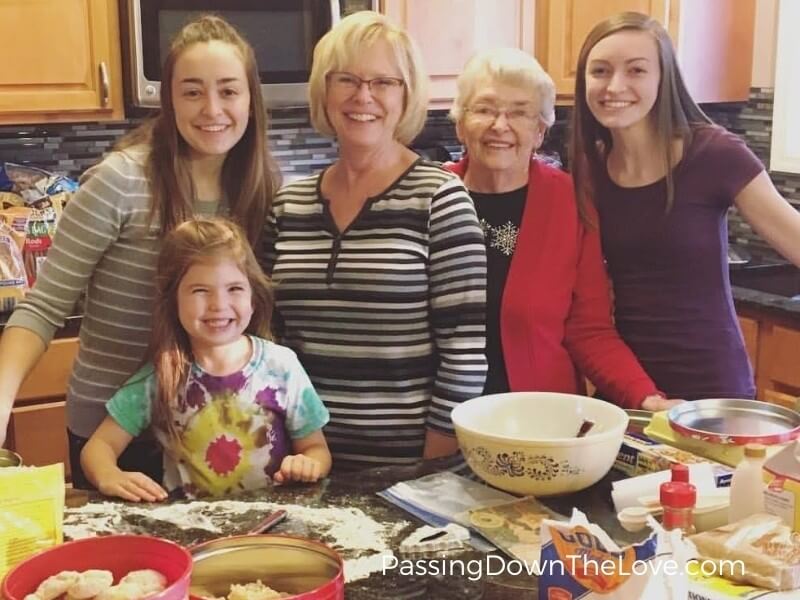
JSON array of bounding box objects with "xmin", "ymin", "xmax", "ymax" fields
[
  {"xmin": 538, "ymin": 509, "xmax": 692, "ymax": 600},
  {"xmin": 0, "ymin": 207, "xmax": 31, "ymax": 312}
]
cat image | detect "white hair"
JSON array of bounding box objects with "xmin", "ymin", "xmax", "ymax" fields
[{"xmin": 449, "ymin": 47, "xmax": 556, "ymax": 127}]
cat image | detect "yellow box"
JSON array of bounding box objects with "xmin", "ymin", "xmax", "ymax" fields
[
  {"xmin": 0, "ymin": 463, "xmax": 64, "ymax": 577},
  {"xmin": 615, "ymin": 430, "xmax": 733, "ymax": 487}
]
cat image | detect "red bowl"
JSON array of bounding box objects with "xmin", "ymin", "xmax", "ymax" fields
[
  {"xmin": 2, "ymin": 535, "xmax": 192, "ymax": 600},
  {"xmin": 189, "ymin": 534, "xmax": 344, "ymax": 600}
]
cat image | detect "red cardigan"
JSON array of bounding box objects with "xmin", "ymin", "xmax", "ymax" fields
[{"xmin": 447, "ymin": 157, "xmax": 658, "ymax": 409}]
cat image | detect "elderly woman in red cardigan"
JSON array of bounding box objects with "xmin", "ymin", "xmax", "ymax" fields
[{"xmin": 446, "ymin": 47, "xmax": 678, "ymax": 411}]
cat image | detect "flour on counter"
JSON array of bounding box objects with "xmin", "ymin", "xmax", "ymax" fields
[
  {"xmin": 345, "ymin": 552, "xmax": 395, "ymax": 582},
  {"xmin": 64, "ymin": 500, "xmax": 409, "ymax": 582}
]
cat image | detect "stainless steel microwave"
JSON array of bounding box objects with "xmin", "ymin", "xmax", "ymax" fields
[{"xmin": 123, "ymin": 0, "xmax": 340, "ymax": 109}]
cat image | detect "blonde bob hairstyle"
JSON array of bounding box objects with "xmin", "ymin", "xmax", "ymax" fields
[
  {"xmin": 449, "ymin": 47, "xmax": 556, "ymax": 128},
  {"xmin": 308, "ymin": 11, "xmax": 428, "ymax": 145}
]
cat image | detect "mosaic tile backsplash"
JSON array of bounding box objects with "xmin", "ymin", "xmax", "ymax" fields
[{"xmin": 0, "ymin": 88, "xmax": 796, "ymax": 259}]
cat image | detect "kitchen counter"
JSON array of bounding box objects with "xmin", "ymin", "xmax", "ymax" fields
[
  {"xmin": 64, "ymin": 459, "xmax": 639, "ymax": 600},
  {"xmin": 731, "ymin": 262, "xmax": 800, "ymax": 322},
  {"xmin": 732, "ymin": 285, "xmax": 800, "ymax": 321}
]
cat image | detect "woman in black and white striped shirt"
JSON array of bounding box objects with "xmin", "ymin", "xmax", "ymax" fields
[{"xmin": 264, "ymin": 12, "xmax": 487, "ymax": 470}]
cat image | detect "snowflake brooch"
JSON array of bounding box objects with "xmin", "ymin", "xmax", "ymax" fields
[{"xmin": 488, "ymin": 222, "xmax": 519, "ymax": 256}]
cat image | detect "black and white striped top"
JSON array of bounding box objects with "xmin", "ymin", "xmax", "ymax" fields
[{"xmin": 264, "ymin": 159, "xmax": 487, "ymax": 469}]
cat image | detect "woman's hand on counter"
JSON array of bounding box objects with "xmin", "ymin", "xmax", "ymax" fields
[
  {"xmin": 96, "ymin": 468, "xmax": 169, "ymax": 503},
  {"xmin": 641, "ymin": 394, "xmax": 685, "ymax": 412}
]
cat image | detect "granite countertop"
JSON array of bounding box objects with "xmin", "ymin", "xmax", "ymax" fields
[
  {"xmin": 731, "ymin": 285, "xmax": 800, "ymax": 321},
  {"xmin": 64, "ymin": 459, "xmax": 640, "ymax": 600},
  {"xmin": 730, "ymin": 260, "xmax": 800, "ymax": 321}
]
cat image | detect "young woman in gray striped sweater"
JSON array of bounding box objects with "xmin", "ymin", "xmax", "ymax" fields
[
  {"xmin": 0, "ymin": 15, "xmax": 280, "ymax": 488},
  {"xmin": 264, "ymin": 12, "xmax": 488, "ymax": 471}
]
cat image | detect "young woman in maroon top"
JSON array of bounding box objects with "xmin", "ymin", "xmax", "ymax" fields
[
  {"xmin": 571, "ymin": 12, "xmax": 800, "ymax": 400},
  {"xmin": 446, "ymin": 47, "xmax": 676, "ymax": 411}
]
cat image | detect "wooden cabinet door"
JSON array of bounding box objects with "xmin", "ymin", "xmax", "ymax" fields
[
  {"xmin": 7, "ymin": 401, "xmax": 70, "ymax": 477},
  {"xmin": 756, "ymin": 323, "xmax": 800, "ymax": 407},
  {"xmin": 381, "ymin": 0, "xmax": 535, "ymax": 108},
  {"xmin": 537, "ymin": 0, "xmax": 754, "ymax": 102},
  {"xmin": 0, "ymin": 0, "xmax": 124, "ymax": 124},
  {"xmin": 6, "ymin": 337, "xmax": 78, "ymax": 478},
  {"xmin": 761, "ymin": 325, "xmax": 800, "ymax": 387},
  {"xmin": 536, "ymin": 0, "xmax": 669, "ymax": 96},
  {"xmin": 17, "ymin": 338, "xmax": 79, "ymax": 401},
  {"xmin": 738, "ymin": 315, "xmax": 759, "ymax": 373},
  {"xmin": 672, "ymin": 0, "xmax": 755, "ymax": 103}
]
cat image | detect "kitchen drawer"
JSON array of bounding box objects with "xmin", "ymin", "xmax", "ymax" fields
[
  {"xmin": 762, "ymin": 325, "xmax": 800, "ymax": 388},
  {"xmin": 6, "ymin": 400, "xmax": 70, "ymax": 476},
  {"xmin": 17, "ymin": 337, "xmax": 78, "ymax": 401}
]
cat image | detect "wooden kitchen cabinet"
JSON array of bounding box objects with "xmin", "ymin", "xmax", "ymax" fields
[
  {"xmin": 738, "ymin": 315, "xmax": 759, "ymax": 372},
  {"xmin": 535, "ymin": 0, "xmax": 670, "ymax": 97},
  {"xmin": 736, "ymin": 305, "xmax": 800, "ymax": 410},
  {"xmin": 535, "ymin": 0, "xmax": 756, "ymax": 102},
  {"xmin": 757, "ymin": 323, "xmax": 800, "ymax": 409},
  {"xmin": 380, "ymin": 0, "xmax": 535, "ymax": 109},
  {"xmin": 4, "ymin": 337, "xmax": 78, "ymax": 476},
  {"xmin": 0, "ymin": 0, "xmax": 124, "ymax": 125}
]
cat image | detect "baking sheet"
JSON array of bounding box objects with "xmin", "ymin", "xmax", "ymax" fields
[{"xmin": 668, "ymin": 399, "xmax": 800, "ymax": 445}]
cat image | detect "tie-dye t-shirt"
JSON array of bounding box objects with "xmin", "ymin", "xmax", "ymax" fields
[{"xmin": 106, "ymin": 336, "xmax": 329, "ymax": 497}]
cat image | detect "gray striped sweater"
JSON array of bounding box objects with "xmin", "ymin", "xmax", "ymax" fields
[
  {"xmin": 7, "ymin": 147, "xmax": 220, "ymax": 437},
  {"xmin": 264, "ymin": 159, "xmax": 488, "ymax": 469}
]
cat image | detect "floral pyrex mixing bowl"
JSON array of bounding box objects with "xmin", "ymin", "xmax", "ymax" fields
[{"xmin": 451, "ymin": 392, "xmax": 629, "ymax": 496}]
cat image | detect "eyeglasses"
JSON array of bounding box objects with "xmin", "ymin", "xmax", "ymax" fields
[
  {"xmin": 464, "ymin": 104, "xmax": 540, "ymax": 126},
  {"xmin": 327, "ymin": 71, "xmax": 405, "ymax": 95}
]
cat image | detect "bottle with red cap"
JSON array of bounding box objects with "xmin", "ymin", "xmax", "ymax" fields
[
  {"xmin": 660, "ymin": 464, "xmax": 696, "ymax": 534},
  {"xmin": 670, "ymin": 463, "xmax": 690, "ymax": 483}
]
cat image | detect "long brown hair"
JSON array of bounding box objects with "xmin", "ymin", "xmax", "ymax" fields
[
  {"xmin": 149, "ymin": 217, "xmax": 274, "ymax": 445},
  {"xmin": 117, "ymin": 14, "xmax": 280, "ymax": 246},
  {"xmin": 570, "ymin": 12, "xmax": 712, "ymax": 217}
]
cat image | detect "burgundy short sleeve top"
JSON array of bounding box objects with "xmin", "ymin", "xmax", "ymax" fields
[{"xmin": 596, "ymin": 125, "xmax": 764, "ymax": 399}]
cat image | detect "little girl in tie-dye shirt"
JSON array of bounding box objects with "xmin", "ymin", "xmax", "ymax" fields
[{"xmin": 81, "ymin": 218, "xmax": 331, "ymax": 500}]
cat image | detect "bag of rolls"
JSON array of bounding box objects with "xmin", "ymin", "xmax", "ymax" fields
[{"xmin": 690, "ymin": 513, "xmax": 800, "ymax": 591}]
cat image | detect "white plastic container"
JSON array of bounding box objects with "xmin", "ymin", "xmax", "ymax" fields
[{"xmin": 728, "ymin": 443, "xmax": 767, "ymax": 523}]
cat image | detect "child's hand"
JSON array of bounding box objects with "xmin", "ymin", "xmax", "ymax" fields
[
  {"xmin": 273, "ymin": 454, "xmax": 323, "ymax": 484},
  {"xmin": 97, "ymin": 469, "xmax": 168, "ymax": 502}
]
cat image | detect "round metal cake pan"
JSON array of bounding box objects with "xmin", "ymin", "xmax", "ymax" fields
[
  {"xmin": 668, "ymin": 398, "xmax": 800, "ymax": 445},
  {"xmin": 189, "ymin": 534, "xmax": 344, "ymax": 599}
]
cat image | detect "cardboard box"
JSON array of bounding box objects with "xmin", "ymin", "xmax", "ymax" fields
[
  {"xmin": 615, "ymin": 431, "xmax": 734, "ymax": 487},
  {"xmin": 764, "ymin": 443, "xmax": 800, "ymax": 533}
]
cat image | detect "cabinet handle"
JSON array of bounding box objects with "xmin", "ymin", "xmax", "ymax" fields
[{"xmin": 99, "ymin": 61, "xmax": 110, "ymax": 107}]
